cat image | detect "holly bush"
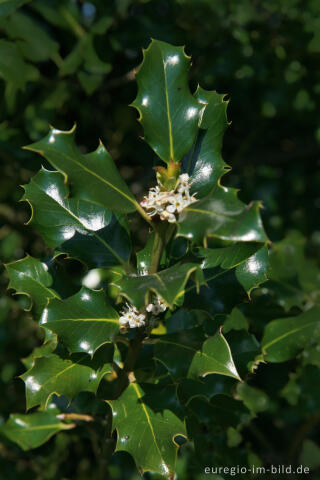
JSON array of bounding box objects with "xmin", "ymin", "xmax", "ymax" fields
[{"xmin": 1, "ymin": 37, "xmax": 320, "ymax": 480}]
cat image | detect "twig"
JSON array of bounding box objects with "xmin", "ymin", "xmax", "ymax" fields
[{"xmin": 57, "ymin": 413, "xmax": 94, "ymax": 422}]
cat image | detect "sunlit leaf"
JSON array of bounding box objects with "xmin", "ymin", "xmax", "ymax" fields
[
  {"xmin": 108, "ymin": 382, "xmax": 186, "ymax": 477},
  {"xmin": 183, "ymin": 87, "xmax": 230, "ymax": 198},
  {"xmin": 23, "ymin": 168, "xmax": 131, "ymax": 268},
  {"xmin": 132, "ymin": 39, "xmax": 201, "ymax": 163},
  {"xmin": 178, "ymin": 186, "xmax": 268, "ymax": 245},
  {"xmin": 41, "ymin": 287, "xmax": 119, "ymax": 355},
  {"xmin": 154, "ymin": 329, "xmax": 240, "ymax": 381},
  {"xmin": 5, "ymin": 255, "xmax": 59, "ymax": 317},
  {"xmin": 21, "ymin": 353, "xmax": 111, "ymax": 409},
  {"xmin": 24, "ymin": 126, "xmax": 137, "ymax": 214}
]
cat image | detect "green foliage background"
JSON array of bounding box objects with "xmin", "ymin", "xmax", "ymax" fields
[{"xmin": 0, "ymin": 1, "xmax": 319, "ymax": 479}]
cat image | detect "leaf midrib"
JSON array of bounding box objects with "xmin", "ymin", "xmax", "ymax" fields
[
  {"xmin": 12, "ymin": 269, "xmax": 59, "ymax": 300},
  {"xmin": 48, "ymin": 317, "xmax": 119, "ymax": 324},
  {"xmin": 161, "ymin": 48, "xmax": 174, "ymax": 161},
  {"xmin": 37, "ymin": 144, "xmax": 137, "ymax": 209},
  {"xmin": 131, "ymin": 383, "xmax": 167, "ymax": 468},
  {"xmin": 263, "ymin": 321, "xmax": 319, "ymax": 350},
  {"xmin": 29, "ymin": 180, "xmax": 127, "ymax": 266},
  {"xmin": 156, "ymin": 339, "xmax": 231, "ymax": 373}
]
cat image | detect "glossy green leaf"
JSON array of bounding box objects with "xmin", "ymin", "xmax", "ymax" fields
[
  {"xmin": 132, "ymin": 39, "xmax": 201, "ymax": 163},
  {"xmin": 41, "ymin": 287, "xmax": 119, "ymax": 355},
  {"xmin": 109, "ymin": 382, "xmax": 186, "ymax": 476},
  {"xmin": 261, "ymin": 306, "xmax": 320, "ymax": 362},
  {"xmin": 113, "ymin": 263, "xmax": 198, "ymax": 309},
  {"xmin": 24, "ymin": 126, "xmax": 137, "ymax": 214},
  {"xmin": 226, "ymin": 330, "xmax": 260, "ymax": 376},
  {"xmin": 235, "ymin": 245, "xmax": 269, "ymax": 295},
  {"xmin": 21, "ymin": 353, "xmax": 111, "ymax": 409},
  {"xmin": 136, "ymin": 233, "xmax": 166, "ymax": 273},
  {"xmin": 154, "ymin": 329, "xmax": 240, "ymax": 381},
  {"xmin": 197, "ymin": 243, "xmax": 268, "ymax": 295},
  {"xmin": 5, "ymin": 255, "xmax": 59, "ymax": 317},
  {"xmin": 23, "ymin": 168, "xmax": 131, "ymax": 267},
  {"xmin": 0, "ymin": 412, "xmax": 74, "ymax": 451},
  {"xmin": 178, "ymin": 186, "xmax": 268, "ymax": 244},
  {"xmin": 198, "ymin": 242, "xmax": 262, "ymax": 270},
  {"xmin": 183, "ymin": 88, "xmax": 230, "ymax": 198}
]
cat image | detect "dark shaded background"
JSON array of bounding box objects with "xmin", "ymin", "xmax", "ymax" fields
[{"xmin": 0, "ymin": 1, "xmax": 319, "ymax": 479}]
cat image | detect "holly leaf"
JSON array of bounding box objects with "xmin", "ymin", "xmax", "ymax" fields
[
  {"xmin": 226, "ymin": 330, "xmax": 260, "ymax": 376},
  {"xmin": 136, "ymin": 233, "xmax": 155, "ymax": 273},
  {"xmin": 132, "ymin": 39, "xmax": 201, "ymax": 163},
  {"xmin": 198, "ymin": 243, "xmax": 262, "ymax": 270},
  {"xmin": 57, "ymin": 217, "xmax": 131, "ymax": 269},
  {"xmin": 197, "ymin": 243, "xmax": 269, "ymax": 295},
  {"xmin": 23, "ymin": 126, "xmax": 138, "ymax": 214},
  {"xmin": 183, "ymin": 88, "xmax": 230, "ymax": 198},
  {"xmin": 154, "ymin": 329, "xmax": 241, "ymax": 381},
  {"xmin": 40, "ymin": 287, "xmax": 119, "ymax": 355},
  {"xmin": 178, "ymin": 186, "xmax": 268, "ymax": 244},
  {"xmin": 108, "ymin": 382, "xmax": 186, "ymax": 477},
  {"xmin": 22, "ymin": 168, "xmax": 131, "ymax": 268},
  {"xmin": 261, "ymin": 306, "xmax": 320, "ymax": 362},
  {"xmin": 5, "ymin": 255, "xmax": 59, "ymax": 318},
  {"xmin": 113, "ymin": 263, "xmax": 199, "ymax": 309},
  {"xmin": 0, "ymin": 412, "xmax": 74, "ymax": 451},
  {"xmin": 20, "ymin": 354, "xmax": 112, "ymax": 409},
  {"xmin": 235, "ymin": 245, "xmax": 269, "ymax": 296}
]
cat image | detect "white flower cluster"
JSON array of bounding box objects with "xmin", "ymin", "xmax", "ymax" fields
[
  {"xmin": 119, "ymin": 303, "xmax": 146, "ymax": 329},
  {"xmin": 119, "ymin": 296, "xmax": 167, "ymax": 330},
  {"xmin": 140, "ymin": 173, "xmax": 197, "ymax": 223},
  {"xmin": 146, "ymin": 296, "xmax": 167, "ymax": 315}
]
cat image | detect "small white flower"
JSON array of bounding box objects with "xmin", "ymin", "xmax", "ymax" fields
[
  {"xmin": 168, "ymin": 193, "xmax": 187, "ymax": 213},
  {"xmin": 179, "ymin": 173, "xmax": 190, "ymax": 183},
  {"xmin": 119, "ymin": 315, "xmax": 129, "ymax": 326},
  {"xmin": 160, "ymin": 210, "xmax": 176, "ymax": 223},
  {"xmin": 139, "ymin": 170, "xmax": 196, "ymax": 223},
  {"xmin": 128, "ymin": 314, "xmax": 145, "ymax": 328},
  {"xmin": 119, "ymin": 303, "xmax": 146, "ymax": 329},
  {"xmin": 146, "ymin": 296, "xmax": 167, "ymax": 316}
]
